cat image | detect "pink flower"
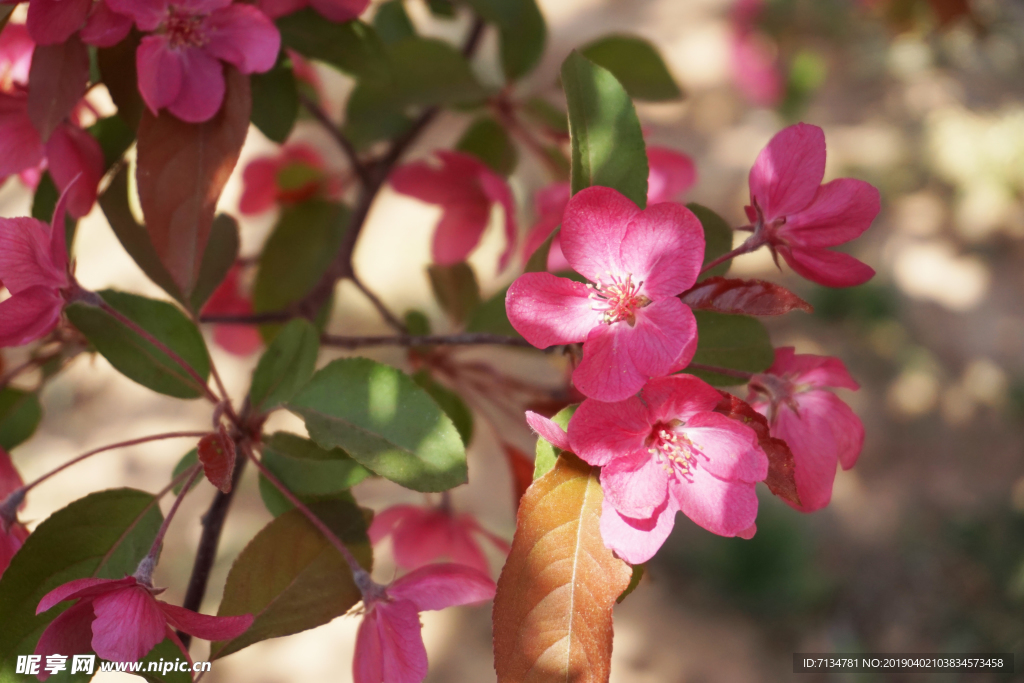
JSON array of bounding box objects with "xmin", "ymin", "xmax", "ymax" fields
[
  {"xmin": 258, "ymin": 0, "xmax": 370, "ymax": 22},
  {"xmin": 0, "ymin": 190, "xmax": 72, "ymax": 347},
  {"xmin": 744, "ymin": 123, "xmax": 880, "ymax": 287},
  {"xmin": 368, "ymin": 504, "xmax": 509, "ymax": 575},
  {"xmin": 390, "ymin": 151, "xmax": 518, "ymax": 271},
  {"xmin": 0, "ymin": 448, "xmax": 29, "ymax": 579},
  {"xmin": 524, "ymin": 147, "xmax": 697, "ymax": 272},
  {"xmin": 748, "ymin": 347, "xmax": 863, "ymax": 512},
  {"xmin": 201, "ymin": 265, "xmax": 262, "ymax": 356},
  {"xmin": 18, "ymin": 0, "xmax": 132, "ymax": 46},
  {"xmin": 729, "ymin": 0, "xmax": 783, "ymax": 107},
  {"xmin": 507, "ymin": 186, "xmax": 703, "ymax": 402},
  {"xmin": 568, "ymin": 374, "xmax": 768, "ymax": 564},
  {"xmin": 34, "ymin": 576, "xmax": 253, "ymax": 674},
  {"xmin": 0, "ymin": 23, "xmax": 34, "ymax": 90},
  {"xmin": 354, "ymin": 563, "xmax": 495, "ymax": 683},
  {"xmin": 239, "ymin": 143, "xmax": 342, "ymax": 215},
  {"xmin": 108, "ymin": 0, "xmax": 280, "ymax": 123}
]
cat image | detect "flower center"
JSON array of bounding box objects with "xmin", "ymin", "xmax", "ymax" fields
[
  {"xmin": 164, "ymin": 9, "xmax": 208, "ymax": 49},
  {"xmin": 588, "ymin": 273, "xmax": 650, "ymax": 326},
  {"xmin": 646, "ymin": 422, "xmax": 705, "ymax": 483}
]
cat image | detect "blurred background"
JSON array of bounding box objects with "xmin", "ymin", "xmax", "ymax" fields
[{"xmin": 3, "ymin": 0, "xmax": 1024, "ymax": 681}]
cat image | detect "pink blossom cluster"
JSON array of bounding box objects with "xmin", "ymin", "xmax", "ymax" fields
[{"xmin": 509, "ymin": 123, "xmax": 877, "ymax": 564}]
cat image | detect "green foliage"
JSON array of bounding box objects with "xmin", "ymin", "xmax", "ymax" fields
[
  {"xmin": 524, "ymin": 228, "xmax": 557, "ymax": 274},
  {"xmin": 66, "ymin": 291, "xmax": 212, "ymax": 399},
  {"xmin": 687, "ymin": 203, "xmax": 734, "ymax": 279},
  {"xmin": 561, "ymin": 51, "xmax": 648, "ymax": 207},
  {"xmin": 428, "ymin": 262, "xmax": 481, "ymax": 327},
  {"xmin": 457, "ymin": 117, "xmax": 518, "ymax": 176},
  {"xmin": 171, "ymin": 448, "xmax": 200, "ymax": 495},
  {"xmin": 465, "ymin": 286, "xmax": 520, "ymax": 338},
  {"xmin": 277, "ymin": 13, "xmax": 389, "ymax": 79},
  {"xmin": 688, "ymin": 311, "xmax": 774, "ymax": 385},
  {"xmin": 580, "ymin": 35, "xmax": 683, "ymax": 101},
  {"xmin": 463, "ymin": 0, "xmax": 547, "ymax": 81},
  {"xmin": 0, "ymin": 389, "xmax": 42, "ymax": 451},
  {"xmin": 261, "ymin": 432, "xmax": 372, "ymax": 500},
  {"xmin": 288, "ymin": 358, "xmax": 468, "ymax": 492},
  {"xmin": 617, "ymin": 563, "xmax": 645, "ymax": 603},
  {"xmin": 413, "ymin": 371, "xmax": 474, "ymax": 446},
  {"xmin": 88, "ymin": 114, "xmax": 135, "ymax": 170},
  {"xmin": 249, "ymin": 320, "xmax": 320, "ymax": 413},
  {"xmin": 374, "ymin": 0, "xmax": 416, "ymax": 44},
  {"xmin": 534, "ymin": 404, "xmax": 577, "ymax": 479},
  {"xmin": 189, "ymin": 214, "xmax": 240, "ymax": 312},
  {"xmin": 251, "ymin": 60, "xmax": 299, "ymax": 144}
]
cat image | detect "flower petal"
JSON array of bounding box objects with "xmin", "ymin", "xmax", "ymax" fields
[
  {"xmin": 477, "ymin": 168, "xmax": 517, "ymax": 271},
  {"xmin": 90, "ymin": 585, "xmax": 167, "ymax": 662},
  {"xmin": 391, "ymin": 510, "xmax": 453, "ymax": 570},
  {"xmin": 166, "ymin": 48, "xmax": 226, "ymax": 123},
  {"xmin": 778, "ymin": 244, "xmax": 875, "ymax": 288},
  {"xmin": 0, "ymin": 287, "xmax": 65, "ymax": 348},
  {"xmin": 159, "ymin": 602, "xmax": 253, "ymax": 641},
  {"xmin": 793, "ymin": 390, "xmax": 864, "ymax": 471},
  {"xmin": 646, "ymin": 146, "xmax": 697, "ymax": 204},
  {"xmin": 568, "ymin": 394, "xmax": 650, "ymax": 467},
  {"xmin": 619, "ymin": 202, "xmax": 704, "ymax": 299},
  {"xmin": 257, "ymin": 0, "xmax": 307, "ymax": 20},
  {"xmin": 600, "ymin": 450, "xmax": 670, "ymax": 519},
  {"xmin": 0, "ymin": 218, "xmax": 64, "ymax": 293},
  {"xmin": 390, "ymin": 155, "xmax": 480, "ymax": 206},
  {"xmin": 560, "ymin": 186, "xmax": 639, "ymax": 283},
  {"xmin": 628, "ymin": 296, "xmax": 697, "ymax": 378},
  {"xmin": 780, "ymin": 178, "xmax": 880, "ymax": 248},
  {"xmin": 671, "ymin": 465, "xmax": 759, "ymax": 537},
  {"xmin": 388, "ymin": 562, "xmax": 496, "ymax": 611},
  {"xmin": 309, "ymin": 0, "xmax": 370, "ymax": 22},
  {"xmin": 598, "ymin": 497, "xmax": 676, "ymax": 565},
  {"xmin": 0, "ymin": 93, "xmax": 44, "ymax": 178},
  {"xmin": 748, "ymin": 123, "xmax": 825, "ymax": 221},
  {"xmin": 136, "ymin": 35, "xmax": 184, "ymax": 115},
  {"xmin": 506, "ymin": 272, "xmax": 600, "ymax": 348},
  {"xmin": 106, "ymin": 0, "xmax": 168, "ymax": 30},
  {"xmin": 204, "ymin": 4, "xmax": 282, "ymax": 74},
  {"xmin": 33, "ymin": 601, "xmax": 95, "ymax": 677},
  {"xmin": 26, "ymin": 0, "xmax": 92, "ymax": 45},
  {"xmin": 239, "ymin": 158, "xmax": 281, "ymax": 215},
  {"xmin": 431, "ymin": 201, "xmax": 491, "ymax": 266},
  {"xmin": 80, "ymin": 1, "xmax": 134, "ymax": 47},
  {"xmin": 367, "ymin": 504, "xmax": 419, "ymax": 544},
  {"xmin": 45, "ymin": 124, "xmax": 104, "ymax": 219},
  {"xmin": 353, "ymin": 605, "xmax": 385, "ymax": 683},
  {"xmin": 681, "ymin": 411, "xmax": 767, "ymax": 483},
  {"xmin": 36, "ymin": 577, "xmax": 134, "ymax": 615},
  {"xmin": 525, "ymin": 411, "xmax": 571, "ymax": 451},
  {"xmin": 375, "ymin": 601, "xmax": 429, "ymax": 683},
  {"xmin": 640, "ymin": 374, "xmax": 724, "ymax": 424},
  {"xmin": 768, "ymin": 347, "xmax": 860, "ymax": 390}
]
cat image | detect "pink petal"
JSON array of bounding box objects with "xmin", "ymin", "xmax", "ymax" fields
[
  {"xmin": 0, "ymin": 93, "xmax": 45, "ymax": 178},
  {"xmin": 391, "ymin": 510, "xmax": 455, "ymax": 570},
  {"xmin": 568, "ymin": 394, "xmax": 650, "ymax": 468},
  {"xmin": 730, "ymin": 30, "xmax": 783, "ymax": 107},
  {"xmin": 48, "ymin": 172, "xmax": 73, "ymax": 274},
  {"xmin": 33, "ymin": 601, "xmax": 95, "ymax": 677},
  {"xmin": 737, "ymin": 523, "xmax": 756, "ymax": 539},
  {"xmin": 0, "ymin": 24, "xmax": 36, "ymax": 87},
  {"xmin": 204, "ymin": 4, "xmax": 282, "ymax": 75},
  {"xmin": 0, "ymin": 217, "xmax": 65, "ymax": 293},
  {"xmin": 600, "ymin": 450, "xmax": 670, "ymax": 519},
  {"xmin": 525, "ymin": 411, "xmax": 570, "ymax": 451},
  {"xmin": 646, "ymin": 146, "xmax": 697, "ymax": 203},
  {"xmin": 792, "ymin": 390, "xmax": 863, "ymax": 471},
  {"xmin": 670, "ymin": 465, "xmax": 759, "ymax": 537},
  {"xmin": 214, "ymin": 325, "xmax": 263, "ymax": 356},
  {"xmin": 779, "ymin": 178, "xmax": 880, "ymax": 248},
  {"xmin": 90, "ymin": 585, "xmax": 167, "ymax": 662},
  {"xmin": 748, "ymin": 123, "xmax": 825, "ymax": 221},
  {"xmin": 239, "ymin": 158, "xmax": 281, "ymax": 215},
  {"xmin": 36, "ymin": 577, "xmax": 134, "ymax": 615},
  {"xmin": 524, "ymin": 184, "xmax": 571, "ymax": 271},
  {"xmin": 0, "ymin": 525, "xmax": 27, "ymax": 580},
  {"xmin": 309, "ymin": 0, "xmax": 370, "ymax": 22},
  {"xmin": 25, "ymin": 0, "xmax": 92, "ymax": 45},
  {"xmin": 0, "ymin": 287, "xmax": 65, "ymax": 347},
  {"xmin": 45, "ymin": 124, "xmax": 104, "ymax": 219},
  {"xmin": 357, "ymin": 601, "xmax": 428, "ymax": 683},
  {"xmin": 390, "ymin": 156, "xmax": 480, "ymax": 206},
  {"xmin": 388, "ymin": 562, "xmax": 496, "ymax": 611},
  {"xmin": 259, "ymin": 0, "xmax": 308, "ymax": 20},
  {"xmin": 367, "ymin": 504, "xmax": 419, "ymax": 544},
  {"xmin": 619, "ymin": 203, "xmax": 704, "ymax": 299},
  {"xmin": 536, "ymin": 182, "xmax": 571, "ymax": 217},
  {"xmin": 506, "ymin": 272, "xmax": 600, "ymax": 348},
  {"xmin": 681, "ymin": 411, "xmax": 767, "ymax": 483},
  {"xmin": 477, "ymin": 168, "xmax": 517, "ymax": 271},
  {"xmin": 778, "ymin": 244, "xmax": 875, "ymax": 288},
  {"xmin": 80, "ymin": 1, "xmax": 134, "ymax": 47},
  {"xmin": 640, "ymin": 374, "xmax": 724, "ymax": 424},
  {"xmin": 105, "ymin": 0, "xmax": 168, "ymax": 30},
  {"xmin": 0, "ymin": 448, "xmax": 24, "ymax": 499},
  {"xmin": 353, "ymin": 605, "xmax": 385, "ymax": 683},
  {"xmin": 441, "ymin": 522, "xmax": 491, "ymax": 575},
  {"xmin": 768, "ymin": 347, "xmax": 860, "ymax": 391},
  {"xmin": 159, "ymin": 602, "xmax": 253, "ymax": 640},
  {"xmin": 136, "ymin": 35, "xmax": 184, "ymax": 115},
  {"xmin": 560, "ymin": 186, "xmax": 640, "ymax": 284},
  {"xmin": 431, "ymin": 201, "xmax": 491, "ymax": 266},
  {"xmin": 166, "ymin": 47, "xmax": 226, "ymax": 123},
  {"xmin": 599, "ymin": 497, "xmax": 676, "ymax": 565}
]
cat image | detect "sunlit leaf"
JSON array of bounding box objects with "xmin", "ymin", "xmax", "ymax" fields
[
  {"xmin": 428, "ymin": 262, "xmax": 481, "ymax": 327},
  {"xmin": 463, "ymin": 0, "xmax": 546, "ymax": 80},
  {"xmin": 249, "ymin": 320, "xmax": 320, "ymax": 413},
  {"xmin": 533, "ymin": 404, "xmax": 577, "ymax": 480},
  {"xmin": 680, "ymin": 277, "xmax": 812, "ymax": 316},
  {"xmin": 688, "ymin": 312, "xmax": 774, "ymax": 386},
  {"xmin": 580, "ymin": 34, "xmax": 682, "ymax": 102},
  {"xmin": 687, "ymin": 203, "xmax": 733, "ymax": 279}
]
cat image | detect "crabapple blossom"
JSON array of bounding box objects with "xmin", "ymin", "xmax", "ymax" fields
[
  {"xmin": 239, "ymin": 143, "xmax": 342, "ymax": 215},
  {"xmin": 0, "ymin": 448, "xmax": 29, "ymax": 579},
  {"xmin": 748, "ymin": 347, "xmax": 864, "ymax": 512},
  {"xmin": 390, "ymin": 150, "xmax": 518, "ymax": 271},
  {"xmin": 729, "ymin": 0, "xmax": 783, "ymax": 106},
  {"xmin": 258, "ymin": 0, "xmax": 370, "ymax": 22},
  {"xmin": 34, "ymin": 576, "xmax": 253, "ymax": 675},
  {"xmin": 368, "ymin": 504, "xmax": 509, "ymax": 574},
  {"xmin": 201, "ymin": 265, "xmax": 262, "ymax": 356},
  {"xmin": 0, "ymin": 23, "xmax": 34, "ymax": 90},
  {"xmin": 354, "ymin": 563, "xmax": 496, "ymax": 683},
  {"xmin": 12, "ymin": 0, "xmax": 131, "ymax": 46},
  {"xmin": 524, "ymin": 147, "xmax": 698, "ymax": 272},
  {"xmin": 742, "ymin": 123, "xmax": 880, "ymax": 287},
  {"xmin": 107, "ymin": 0, "xmax": 280, "ymax": 123},
  {"xmin": 507, "ymin": 186, "xmax": 703, "ymax": 402},
  {"xmin": 568, "ymin": 374, "xmax": 768, "ymax": 564}
]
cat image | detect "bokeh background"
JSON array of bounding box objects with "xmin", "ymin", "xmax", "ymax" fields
[{"xmin": 2, "ymin": 0, "xmax": 1024, "ymax": 681}]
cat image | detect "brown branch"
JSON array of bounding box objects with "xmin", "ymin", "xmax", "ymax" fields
[
  {"xmin": 298, "ymin": 91, "xmax": 369, "ymax": 186},
  {"xmin": 320, "ymin": 332, "xmax": 536, "ymax": 349}
]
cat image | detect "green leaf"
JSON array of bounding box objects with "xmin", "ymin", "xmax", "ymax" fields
[
  {"xmin": 688, "ymin": 311, "xmax": 774, "ymax": 386},
  {"xmin": 97, "ymin": 30, "xmax": 144, "ymax": 129},
  {"xmin": 457, "ymin": 116, "xmax": 518, "ymax": 176},
  {"xmin": 413, "ymin": 371, "xmax": 474, "ymax": 446},
  {"xmin": 0, "ymin": 6, "xmax": 14, "ymax": 33},
  {"xmin": 428, "ymin": 262, "xmax": 481, "ymax": 327},
  {"xmin": 253, "ymin": 199, "xmax": 348, "ymax": 325},
  {"xmin": 288, "ymin": 358, "xmax": 467, "ymax": 492},
  {"xmin": 88, "ymin": 114, "xmax": 135, "ymax": 170},
  {"xmin": 257, "ymin": 475, "xmax": 356, "ymax": 518},
  {"xmin": 617, "ymin": 563, "xmax": 644, "ymax": 603},
  {"xmin": 427, "ymin": 0, "xmax": 456, "ymax": 17},
  {"xmin": 580, "ymin": 35, "xmax": 683, "ymax": 102},
  {"xmin": 250, "ymin": 320, "xmax": 320, "ymax": 413},
  {"xmin": 524, "ymin": 227, "xmax": 557, "ymax": 273},
  {"xmin": 0, "ymin": 489, "xmax": 162, "ymax": 677},
  {"xmin": 534, "ymin": 404, "xmax": 577, "ymax": 479},
  {"xmin": 0, "ymin": 389, "xmax": 42, "ymax": 451},
  {"xmin": 687, "ymin": 203, "xmax": 733, "ymax": 279},
  {"xmin": 100, "ymin": 166, "xmax": 185, "ymax": 304},
  {"xmin": 261, "ymin": 432, "xmax": 372, "ymax": 499},
  {"xmin": 32, "ymin": 174, "xmax": 77, "ymax": 255},
  {"xmin": 374, "ymin": 0, "xmax": 416, "ymax": 44},
  {"xmin": 465, "ymin": 286, "xmax": 520, "ymax": 338},
  {"xmin": 65, "ymin": 290, "xmax": 211, "ymax": 399},
  {"xmin": 211, "ymin": 499, "xmax": 372, "ymax": 658},
  {"xmin": 387, "ymin": 37, "xmax": 488, "ymax": 106},
  {"xmin": 251, "ymin": 61, "xmax": 299, "ymax": 144},
  {"xmin": 277, "ymin": 12, "xmax": 389, "ymax": 79},
  {"xmin": 138, "ymin": 639, "xmax": 195, "ymax": 683},
  {"xmin": 189, "ymin": 213, "xmax": 240, "ymax": 312},
  {"xmin": 522, "ymin": 96, "xmax": 569, "ymax": 136},
  {"xmin": 172, "ymin": 448, "xmax": 200, "ymax": 495},
  {"xmin": 343, "ymin": 84, "xmax": 413, "ymax": 150},
  {"xmin": 561, "ymin": 50, "xmax": 648, "ymax": 207},
  {"xmin": 404, "ymin": 310, "xmax": 432, "ymax": 336},
  {"xmin": 463, "ymin": 0, "xmax": 547, "ymax": 81}
]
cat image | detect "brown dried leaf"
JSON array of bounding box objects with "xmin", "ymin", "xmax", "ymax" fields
[
  {"xmin": 493, "ymin": 453, "xmax": 631, "ymax": 683},
  {"xmin": 680, "ymin": 276, "xmax": 812, "ymax": 316},
  {"xmin": 136, "ymin": 67, "xmax": 250, "ymax": 297}
]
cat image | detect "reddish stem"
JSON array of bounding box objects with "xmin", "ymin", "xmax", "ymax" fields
[{"xmin": 135, "ymin": 465, "xmax": 202, "ymax": 586}]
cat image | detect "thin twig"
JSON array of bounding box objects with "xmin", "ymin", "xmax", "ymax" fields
[
  {"xmin": 321, "ymin": 332, "xmax": 535, "ymax": 349},
  {"xmin": 350, "ymin": 275, "xmax": 407, "ymax": 333},
  {"xmin": 298, "ymin": 91, "xmax": 369, "ymax": 186}
]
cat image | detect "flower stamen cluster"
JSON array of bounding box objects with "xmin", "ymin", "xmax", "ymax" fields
[
  {"xmin": 647, "ymin": 423, "xmax": 704, "ymax": 482},
  {"xmin": 163, "ymin": 9, "xmax": 207, "ymax": 49},
  {"xmin": 588, "ymin": 273, "xmax": 650, "ymax": 326}
]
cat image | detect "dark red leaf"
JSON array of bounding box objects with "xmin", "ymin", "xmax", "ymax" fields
[
  {"xmin": 714, "ymin": 391, "xmax": 801, "ymax": 508},
  {"xmin": 198, "ymin": 427, "xmax": 236, "ymax": 493},
  {"xmin": 27, "ymin": 35, "xmax": 89, "ymax": 142},
  {"xmin": 680, "ymin": 276, "xmax": 812, "ymax": 316},
  {"xmin": 501, "ymin": 443, "xmax": 534, "ymax": 510},
  {"xmin": 136, "ymin": 67, "xmax": 251, "ymax": 297}
]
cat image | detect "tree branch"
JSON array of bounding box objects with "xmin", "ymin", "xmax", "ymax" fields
[
  {"xmin": 320, "ymin": 332, "xmax": 536, "ymax": 349},
  {"xmin": 298, "ymin": 91, "xmax": 369, "ymax": 187}
]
